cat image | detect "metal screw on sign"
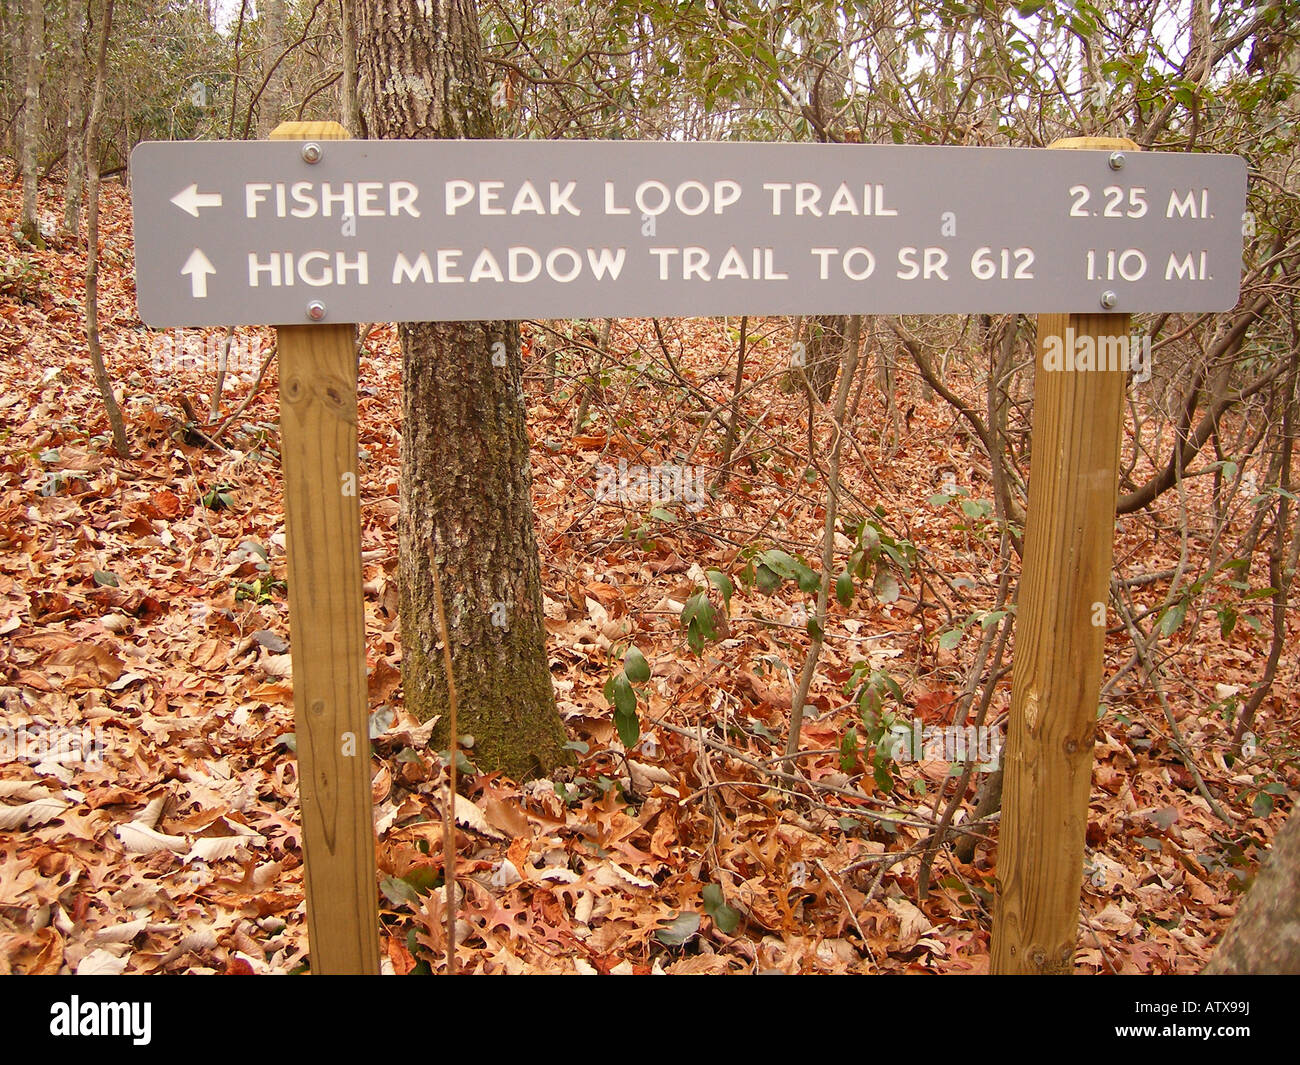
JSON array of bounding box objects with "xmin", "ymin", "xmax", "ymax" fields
[
  {"xmin": 307, "ymin": 300, "xmax": 327, "ymax": 321},
  {"xmin": 1108, "ymin": 152, "xmax": 1125, "ymax": 171},
  {"xmin": 1099, "ymin": 290, "xmax": 1118, "ymax": 310},
  {"xmin": 301, "ymin": 142, "xmax": 323, "ymax": 164}
]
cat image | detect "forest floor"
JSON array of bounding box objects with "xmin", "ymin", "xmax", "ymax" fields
[{"xmin": 1, "ymin": 179, "xmax": 1297, "ymax": 974}]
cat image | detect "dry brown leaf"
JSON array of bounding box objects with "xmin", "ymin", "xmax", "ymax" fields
[
  {"xmin": 185, "ymin": 835, "xmax": 262, "ymax": 864},
  {"xmin": 0, "ymin": 781, "xmax": 56, "ymax": 801},
  {"xmin": 76, "ymin": 947, "xmax": 130, "ymax": 975},
  {"xmin": 447, "ymin": 793, "xmax": 506, "ymax": 840},
  {"xmin": 43, "ymin": 642, "xmax": 124, "ymax": 688},
  {"xmin": 483, "ymin": 796, "xmax": 531, "ymax": 838},
  {"xmin": 666, "ymin": 953, "xmax": 737, "ymax": 974},
  {"xmin": 0, "ymin": 796, "xmax": 69, "ymax": 830},
  {"xmin": 9, "ymin": 928, "xmax": 64, "ymax": 974},
  {"xmin": 885, "ymin": 896, "xmax": 933, "ymax": 951},
  {"xmin": 117, "ymin": 822, "xmax": 187, "ymax": 855},
  {"xmin": 592, "ymin": 862, "xmax": 654, "ymax": 890},
  {"xmin": 93, "ymin": 916, "xmax": 150, "ymax": 944}
]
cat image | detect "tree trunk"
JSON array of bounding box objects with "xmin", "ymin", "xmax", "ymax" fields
[
  {"xmin": 340, "ymin": 0, "xmax": 358, "ymax": 134},
  {"xmin": 257, "ymin": 0, "xmax": 287, "ymax": 136},
  {"xmin": 358, "ymin": 0, "xmax": 568, "ymax": 780},
  {"xmin": 1, "ymin": 3, "xmax": 15, "ymax": 158},
  {"xmin": 1204, "ymin": 808, "xmax": 1300, "ymax": 973},
  {"xmin": 18, "ymin": 0, "xmax": 44, "ymax": 246},
  {"xmin": 64, "ymin": 0, "xmax": 89, "ymax": 238},
  {"xmin": 805, "ymin": 314, "xmax": 845, "ymax": 403},
  {"xmin": 85, "ymin": 0, "xmax": 128, "ymax": 457}
]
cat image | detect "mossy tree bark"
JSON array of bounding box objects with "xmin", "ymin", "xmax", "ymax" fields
[
  {"xmin": 1204, "ymin": 808, "xmax": 1300, "ymax": 974},
  {"xmin": 357, "ymin": 0, "xmax": 569, "ymax": 780}
]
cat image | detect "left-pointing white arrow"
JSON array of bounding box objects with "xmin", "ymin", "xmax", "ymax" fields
[
  {"xmin": 170, "ymin": 183, "xmax": 223, "ymax": 217},
  {"xmin": 181, "ymin": 248, "xmax": 216, "ymax": 298}
]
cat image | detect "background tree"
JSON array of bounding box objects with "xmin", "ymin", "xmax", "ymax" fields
[
  {"xmin": 357, "ymin": 0, "xmax": 569, "ymax": 779},
  {"xmin": 17, "ymin": 0, "xmax": 44, "ymax": 245},
  {"xmin": 84, "ymin": 0, "xmax": 127, "ymax": 457},
  {"xmin": 63, "ymin": 0, "xmax": 89, "ymax": 238},
  {"xmin": 255, "ymin": 0, "xmax": 288, "ymax": 136}
]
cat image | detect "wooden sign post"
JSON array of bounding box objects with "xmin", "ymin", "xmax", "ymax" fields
[
  {"xmin": 989, "ymin": 138, "xmax": 1138, "ymax": 974},
  {"xmin": 271, "ymin": 121, "xmax": 380, "ymax": 974}
]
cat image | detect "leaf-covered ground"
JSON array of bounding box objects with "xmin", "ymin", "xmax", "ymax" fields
[{"xmin": 1, "ymin": 180, "xmax": 1296, "ymax": 974}]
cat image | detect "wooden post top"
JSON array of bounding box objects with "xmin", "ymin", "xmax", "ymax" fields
[
  {"xmin": 1049, "ymin": 135, "xmax": 1139, "ymax": 151},
  {"xmin": 270, "ymin": 120, "xmax": 350, "ymax": 141}
]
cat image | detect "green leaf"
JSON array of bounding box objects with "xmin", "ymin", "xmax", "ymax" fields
[
  {"xmin": 1159, "ymin": 600, "xmax": 1187, "ymax": 637},
  {"xmin": 839, "ymin": 726, "xmax": 859, "ymax": 771},
  {"xmin": 878, "ymin": 671, "xmax": 906, "ymax": 704},
  {"xmin": 1252, "ymin": 791, "xmax": 1275, "ymax": 818},
  {"xmin": 655, "ymin": 911, "xmax": 701, "ymax": 946},
  {"xmin": 873, "ymin": 570, "xmax": 900, "ymax": 603},
  {"xmin": 614, "ymin": 704, "xmax": 640, "ymax": 749},
  {"xmin": 92, "ymin": 569, "xmax": 119, "ymax": 587},
  {"xmin": 379, "ymin": 875, "xmax": 420, "ymax": 909},
  {"xmin": 610, "ymin": 671, "xmax": 637, "ymax": 717},
  {"xmin": 368, "ymin": 704, "xmax": 395, "ymax": 739},
  {"xmin": 623, "ymin": 646, "xmax": 651, "ymax": 684},
  {"xmin": 793, "ymin": 561, "xmax": 820, "ymax": 594},
  {"xmin": 938, "ymin": 628, "xmax": 964, "ymax": 650},
  {"xmin": 706, "ymin": 569, "xmax": 733, "ymax": 612},
  {"xmin": 1218, "ymin": 604, "xmax": 1237, "ymax": 638},
  {"xmin": 755, "ymin": 564, "xmax": 782, "ymax": 595},
  {"xmin": 701, "ymin": 884, "xmax": 740, "ymax": 934},
  {"xmin": 682, "ymin": 591, "xmax": 717, "ymax": 653},
  {"xmin": 859, "ymin": 524, "xmax": 881, "ymax": 557},
  {"xmin": 835, "ymin": 570, "xmax": 855, "ymax": 608},
  {"xmin": 562, "ymin": 739, "xmax": 590, "ymax": 755},
  {"xmin": 859, "ymin": 682, "xmax": 882, "ymax": 720},
  {"xmin": 402, "ymin": 866, "xmax": 440, "ymax": 895},
  {"xmin": 649, "ymin": 507, "xmax": 677, "ymax": 523},
  {"xmin": 757, "ymin": 549, "xmax": 799, "ymax": 579}
]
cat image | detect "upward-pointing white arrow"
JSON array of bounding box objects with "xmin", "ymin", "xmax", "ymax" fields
[
  {"xmin": 181, "ymin": 248, "xmax": 216, "ymax": 298},
  {"xmin": 170, "ymin": 183, "xmax": 223, "ymax": 217}
]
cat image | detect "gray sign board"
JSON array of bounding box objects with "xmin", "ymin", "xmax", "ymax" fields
[{"xmin": 130, "ymin": 139, "xmax": 1247, "ymax": 327}]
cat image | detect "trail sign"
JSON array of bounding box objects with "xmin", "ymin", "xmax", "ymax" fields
[
  {"xmin": 129, "ymin": 126, "xmax": 1249, "ymax": 974},
  {"xmin": 130, "ymin": 140, "xmax": 1246, "ymax": 327}
]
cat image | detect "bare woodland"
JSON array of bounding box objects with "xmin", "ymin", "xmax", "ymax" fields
[{"xmin": 0, "ymin": 0, "xmax": 1297, "ymax": 975}]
